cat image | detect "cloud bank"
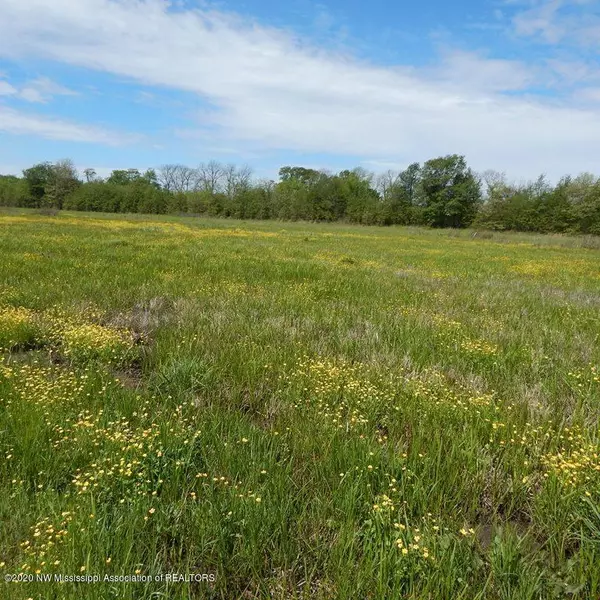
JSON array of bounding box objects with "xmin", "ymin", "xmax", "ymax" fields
[
  {"xmin": 0, "ymin": 105, "xmax": 138, "ymax": 145},
  {"xmin": 0, "ymin": 0, "xmax": 599, "ymax": 180}
]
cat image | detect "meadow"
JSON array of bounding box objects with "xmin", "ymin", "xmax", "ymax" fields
[{"xmin": 0, "ymin": 208, "xmax": 599, "ymax": 599}]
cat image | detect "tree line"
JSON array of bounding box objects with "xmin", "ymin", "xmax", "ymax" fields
[{"xmin": 1, "ymin": 157, "xmax": 599, "ymax": 234}]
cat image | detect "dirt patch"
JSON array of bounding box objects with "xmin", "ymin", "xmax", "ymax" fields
[
  {"xmin": 109, "ymin": 296, "xmax": 175, "ymax": 338},
  {"xmin": 36, "ymin": 208, "xmax": 60, "ymax": 217},
  {"xmin": 112, "ymin": 365, "xmax": 144, "ymax": 390},
  {"xmin": 477, "ymin": 512, "xmax": 533, "ymax": 552},
  {"xmin": 1, "ymin": 349, "xmax": 53, "ymax": 367}
]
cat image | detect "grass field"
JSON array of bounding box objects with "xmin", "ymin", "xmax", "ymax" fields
[{"xmin": 0, "ymin": 209, "xmax": 599, "ymax": 600}]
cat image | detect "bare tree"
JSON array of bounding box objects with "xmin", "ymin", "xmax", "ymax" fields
[
  {"xmin": 54, "ymin": 158, "xmax": 79, "ymax": 181},
  {"xmin": 352, "ymin": 167, "xmax": 374, "ymax": 184},
  {"xmin": 223, "ymin": 164, "xmax": 237, "ymax": 199},
  {"xmin": 180, "ymin": 166, "xmax": 198, "ymax": 192},
  {"xmin": 83, "ymin": 168, "xmax": 97, "ymax": 183},
  {"xmin": 237, "ymin": 165, "xmax": 253, "ymax": 189},
  {"xmin": 567, "ymin": 173, "xmax": 598, "ymax": 205},
  {"xmin": 480, "ymin": 169, "xmax": 507, "ymax": 201},
  {"xmin": 224, "ymin": 164, "xmax": 253, "ymax": 198},
  {"xmin": 375, "ymin": 170, "xmax": 400, "ymax": 199},
  {"xmin": 197, "ymin": 160, "xmax": 225, "ymax": 194},
  {"xmin": 158, "ymin": 164, "xmax": 178, "ymax": 192},
  {"xmin": 158, "ymin": 164, "xmax": 198, "ymax": 193},
  {"xmin": 531, "ymin": 174, "xmax": 551, "ymax": 199}
]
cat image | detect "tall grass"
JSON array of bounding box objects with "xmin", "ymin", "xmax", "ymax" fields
[{"xmin": 0, "ymin": 209, "xmax": 599, "ymax": 599}]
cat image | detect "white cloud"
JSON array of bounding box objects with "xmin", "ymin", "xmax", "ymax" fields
[
  {"xmin": 546, "ymin": 58, "xmax": 598, "ymax": 85},
  {"xmin": 0, "ymin": 80, "xmax": 18, "ymax": 97},
  {"xmin": 574, "ymin": 87, "xmax": 600, "ymax": 103},
  {"xmin": 0, "ymin": 74, "xmax": 79, "ymax": 103},
  {"xmin": 433, "ymin": 49, "xmax": 537, "ymax": 92},
  {"xmin": 19, "ymin": 76, "xmax": 78, "ymax": 103},
  {"xmin": 29, "ymin": 76, "xmax": 78, "ymax": 97},
  {"xmin": 19, "ymin": 87, "xmax": 46, "ymax": 103},
  {"xmin": 512, "ymin": 0, "xmax": 600, "ymax": 46},
  {"xmin": 0, "ymin": 0, "xmax": 598, "ymax": 179},
  {"xmin": 0, "ymin": 105, "xmax": 139, "ymax": 145},
  {"xmin": 513, "ymin": 0, "xmax": 565, "ymax": 42}
]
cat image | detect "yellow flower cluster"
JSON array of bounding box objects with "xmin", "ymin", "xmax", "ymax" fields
[
  {"xmin": 459, "ymin": 337, "xmax": 499, "ymax": 357},
  {"xmin": 567, "ymin": 364, "xmax": 600, "ymax": 393},
  {"xmin": 0, "ymin": 305, "xmax": 36, "ymax": 328},
  {"xmin": 398, "ymin": 306, "xmax": 462, "ymax": 330},
  {"xmin": 284, "ymin": 356, "xmax": 396, "ymax": 434},
  {"xmin": 394, "ymin": 531, "xmax": 433, "ymax": 561},
  {"xmin": 313, "ymin": 251, "xmax": 382, "ymax": 270},
  {"xmin": 0, "ymin": 304, "xmax": 140, "ymax": 367},
  {"xmin": 510, "ymin": 261, "xmax": 550, "ymax": 277},
  {"xmin": 0, "ymin": 305, "xmax": 39, "ymax": 351},
  {"xmin": 372, "ymin": 493, "xmax": 395, "ymax": 514},
  {"xmin": 369, "ymin": 489, "xmax": 440, "ymax": 563},
  {"xmin": 17, "ymin": 513, "xmax": 73, "ymax": 574},
  {"xmin": 52, "ymin": 402, "xmax": 203, "ymax": 501},
  {"xmin": 369, "ymin": 478, "xmax": 482, "ymax": 564},
  {"xmin": 1, "ymin": 363, "xmax": 86, "ymax": 410},
  {"xmin": 486, "ymin": 420, "xmax": 546, "ymax": 450},
  {"xmin": 510, "ymin": 258, "xmax": 595, "ymax": 280},
  {"xmin": 398, "ymin": 306, "xmax": 499, "ymax": 358},
  {"xmin": 59, "ymin": 322, "xmax": 136, "ymax": 365},
  {"xmin": 283, "ymin": 355, "xmax": 501, "ymax": 437},
  {"xmin": 407, "ymin": 369, "xmax": 495, "ymax": 413},
  {"xmin": 541, "ymin": 428, "xmax": 600, "ymax": 488}
]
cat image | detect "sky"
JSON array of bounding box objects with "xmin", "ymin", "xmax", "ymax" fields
[{"xmin": 0, "ymin": 0, "xmax": 599, "ymax": 183}]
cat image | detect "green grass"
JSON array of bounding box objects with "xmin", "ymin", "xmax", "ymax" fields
[{"xmin": 0, "ymin": 208, "xmax": 599, "ymax": 599}]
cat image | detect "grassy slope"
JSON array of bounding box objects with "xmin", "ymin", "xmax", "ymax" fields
[{"xmin": 0, "ymin": 209, "xmax": 599, "ymax": 599}]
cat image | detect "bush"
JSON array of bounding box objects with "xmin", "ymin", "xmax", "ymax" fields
[
  {"xmin": 0, "ymin": 175, "xmax": 28, "ymax": 207},
  {"xmin": 64, "ymin": 182, "xmax": 125, "ymax": 213}
]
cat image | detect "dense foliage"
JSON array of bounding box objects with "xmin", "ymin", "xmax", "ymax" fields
[
  {"xmin": 2, "ymin": 157, "xmax": 600, "ymax": 233},
  {"xmin": 476, "ymin": 173, "xmax": 600, "ymax": 235}
]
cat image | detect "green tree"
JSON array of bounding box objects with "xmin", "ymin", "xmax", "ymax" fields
[
  {"xmin": 278, "ymin": 166, "xmax": 321, "ymax": 186},
  {"xmin": 378, "ymin": 163, "xmax": 422, "ymax": 225},
  {"xmin": 142, "ymin": 169, "xmax": 160, "ymax": 189},
  {"xmin": 419, "ymin": 155, "xmax": 481, "ymax": 228},
  {"xmin": 22, "ymin": 160, "xmax": 80, "ymax": 209},
  {"xmin": 535, "ymin": 177, "xmax": 576, "ymax": 233},
  {"xmin": 399, "ymin": 163, "xmax": 422, "ymax": 205},
  {"xmin": 106, "ymin": 169, "xmax": 143, "ymax": 186},
  {"xmin": 22, "ymin": 162, "xmax": 54, "ymax": 207},
  {"xmin": 245, "ymin": 180, "xmax": 274, "ymax": 220},
  {"xmin": 0, "ymin": 175, "xmax": 28, "ymax": 207},
  {"xmin": 556, "ymin": 173, "xmax": 600, "ymax": 234},
  {"xmin": 274, "ymin": 168, "xmax": 317, "ymax": 220},
  {"xmin": 339, "ymin": 169, "xmax": 380, "ymax": 224},
  {"xmin": 64, "ymin": 182, "xmax": 125, "ymax": 213},
  {"xmin": 44, "ymin": 159, "xmax": 81, "ymax": 209}
]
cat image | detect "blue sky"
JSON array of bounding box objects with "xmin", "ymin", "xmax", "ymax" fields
[{"xmin": 0, "ymin": 0, "xmax": 599, "ymax": 183}]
